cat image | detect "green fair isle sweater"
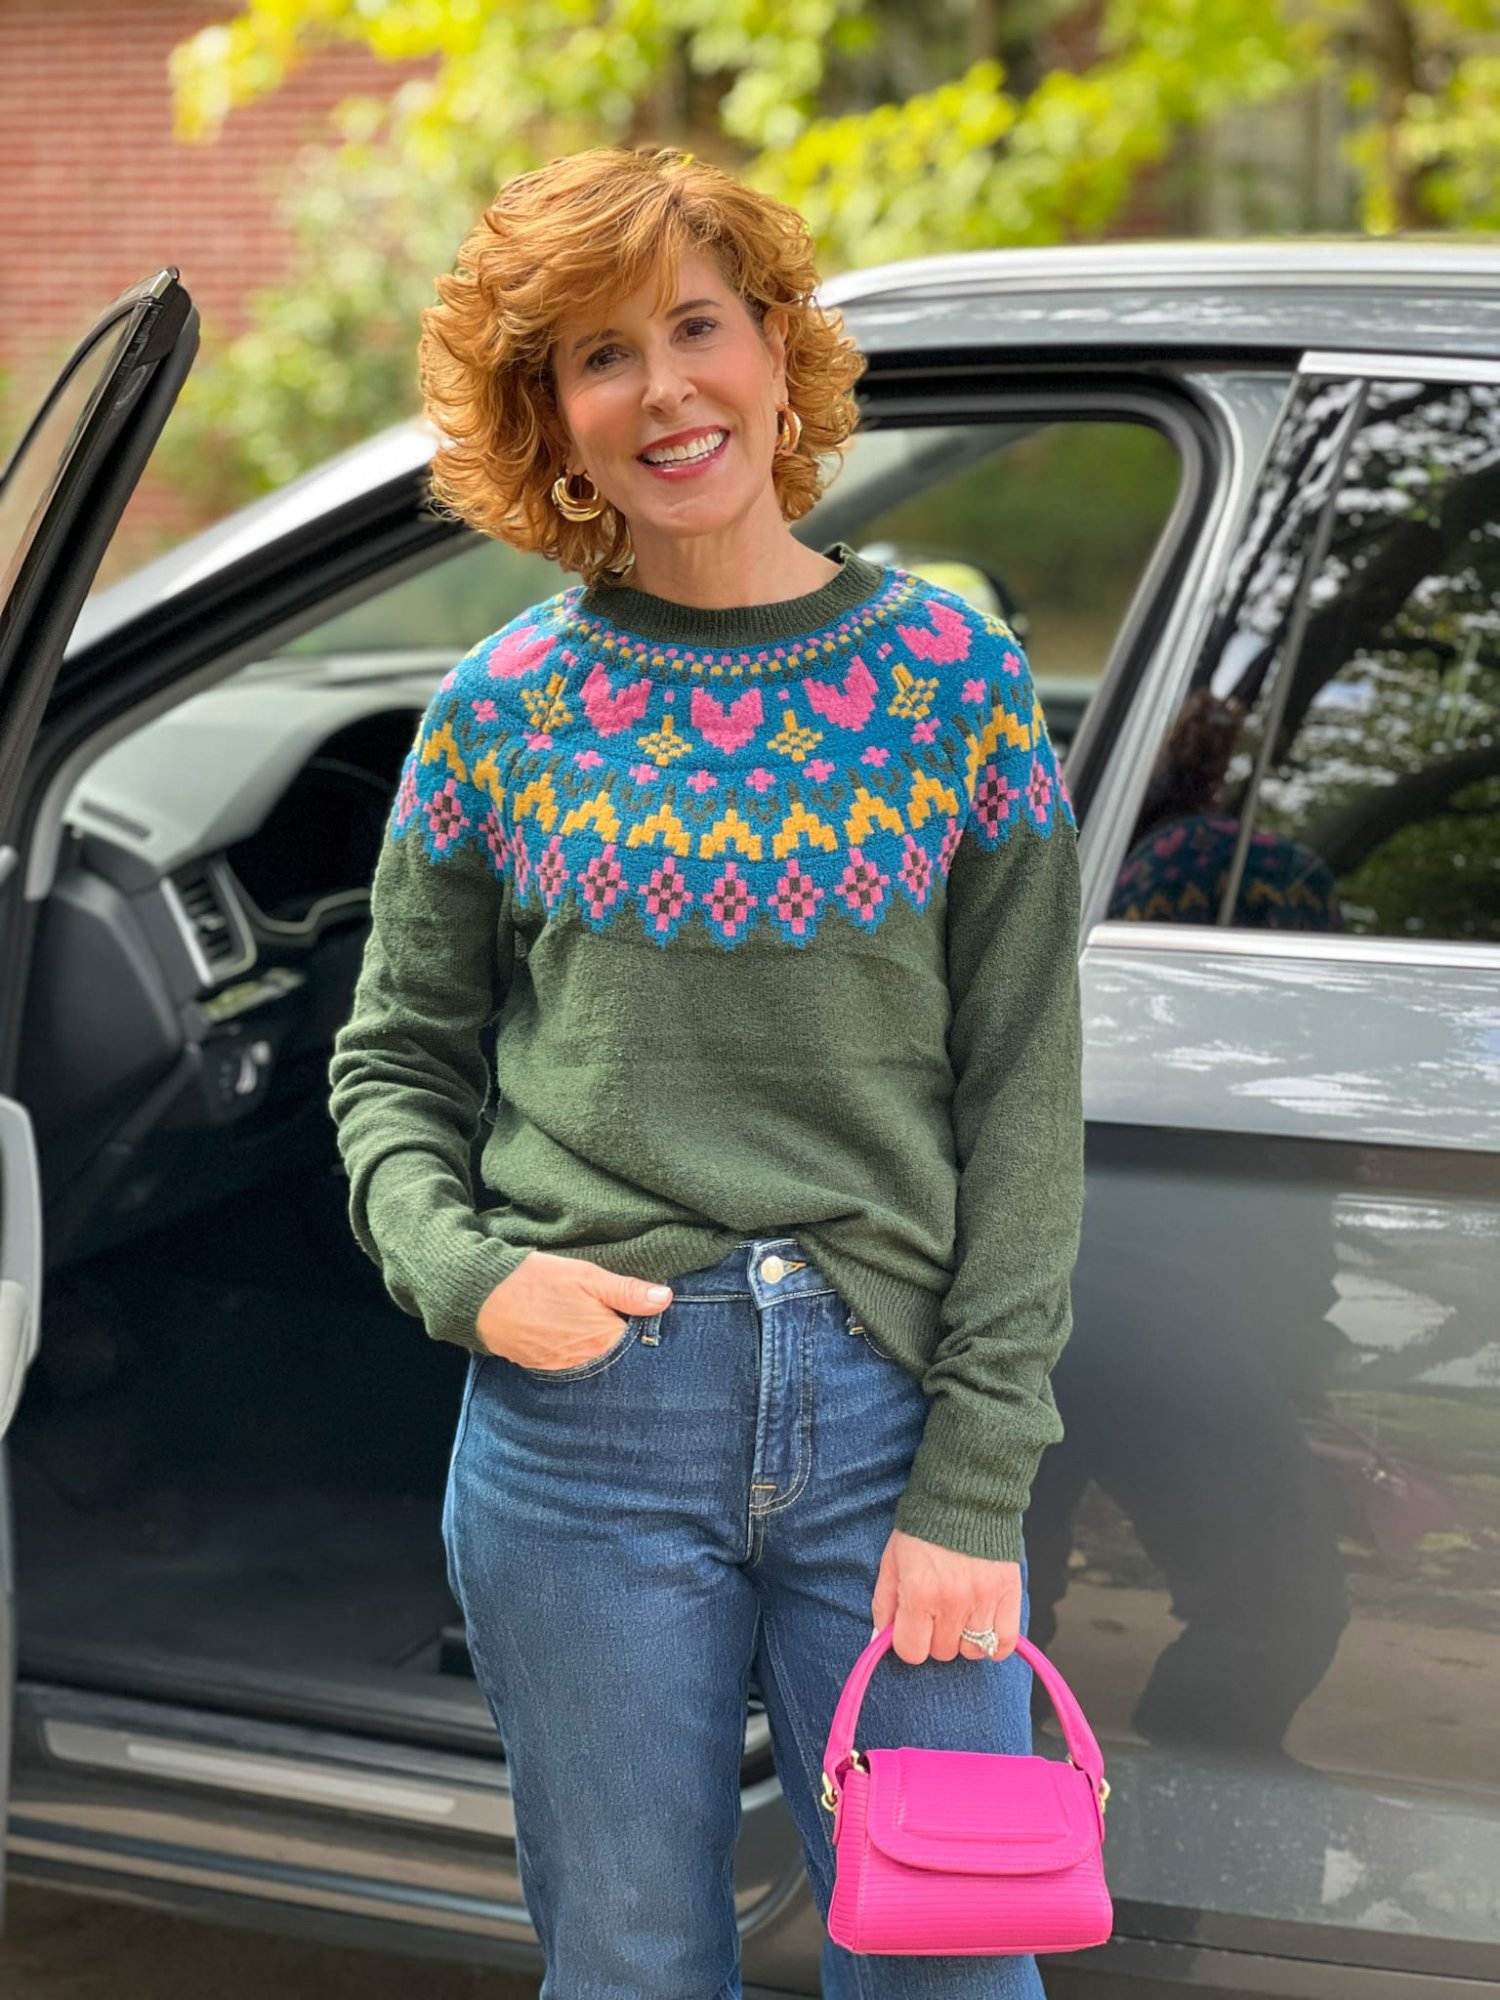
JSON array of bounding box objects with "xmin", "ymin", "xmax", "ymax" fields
[{"xmin": 327, "ymin": 542, "xmax": 1084, "ymax": 1563}]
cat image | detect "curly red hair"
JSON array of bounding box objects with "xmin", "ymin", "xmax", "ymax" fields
[{"xmin": 418, "ymin": 145, "xmax": 866, "ymax": 588}]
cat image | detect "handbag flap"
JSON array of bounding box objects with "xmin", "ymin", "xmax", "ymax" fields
[{"xmin": 864, "ymin": 1746, "xmax": 1099, "ymax": 1875}]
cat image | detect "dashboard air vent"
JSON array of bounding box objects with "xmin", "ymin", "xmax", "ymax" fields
[{"xmin": 167, "ymin": 862, "xmax": 254, "ymax": 984}]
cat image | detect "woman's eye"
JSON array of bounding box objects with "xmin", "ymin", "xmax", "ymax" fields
[{"xmin": 584, "ymin": 319, "xmax": 718, "ymax": 371}]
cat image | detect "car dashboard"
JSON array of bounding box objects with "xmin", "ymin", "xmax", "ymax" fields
[{"xmin": 22, "ymin": 666, "xmax": 450, "ymax": 1270}]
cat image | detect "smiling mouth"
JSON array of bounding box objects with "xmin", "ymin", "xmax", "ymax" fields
[{"xmin": 637, "ymin": 429, "xmax": 730, "ymax": 469}]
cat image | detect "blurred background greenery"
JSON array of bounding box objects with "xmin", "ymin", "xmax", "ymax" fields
[{"xmin": 4, "ymin": 0, "xmax": 1498, "ymax": 582}]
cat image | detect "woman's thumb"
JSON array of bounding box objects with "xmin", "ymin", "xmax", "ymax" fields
[{"xmin": 609, "ymin": 1274, "xmax": 673, "ymax": 1315}]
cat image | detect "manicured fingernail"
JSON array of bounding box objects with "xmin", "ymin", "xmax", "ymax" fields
[{"xmin": 648, "ymin": 1285, "xmax": 671, "ymax": 1300}]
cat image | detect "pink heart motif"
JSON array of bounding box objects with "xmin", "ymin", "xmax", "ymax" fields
[
  {"xmin": 486, "ymin": 624, "xmax": 555, "ymax": 678},
  {"xmin": 691, "ymin": 683, "xmax": 764, "ymax": 751},
  {"xmin": 581, "ymin": 661, "xmax": 653, "ymax": 736},
  {"xmin": 802, "ymin": 655, "xmax": 876, "ymax": 729},
  {"xmin": 895, "ymin": 599, "xmax": 972, "ymax": 665}
]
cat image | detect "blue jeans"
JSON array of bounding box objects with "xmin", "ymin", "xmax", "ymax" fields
[{"xmin": 443, "ymin": 1235, "xmax": 1046, "ymax": 2000}]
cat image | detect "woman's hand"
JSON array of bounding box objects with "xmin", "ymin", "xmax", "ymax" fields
[
  {"xmin": 870, "ymin": 1528, "xmax": 1022, "ymax": 1664},
  {"xmin": 474, "ymin": 1250, "xmax": 673, "ymax": 1370}
]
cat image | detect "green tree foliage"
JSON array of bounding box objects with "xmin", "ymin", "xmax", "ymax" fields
[{"xmin": 141, "ymin": 0, "xmax": 1499, "ymax": 529}]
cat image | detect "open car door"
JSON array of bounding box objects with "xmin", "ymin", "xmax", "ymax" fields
[{"xmin": 0, "ymin": 270, "xmax": 197, "ymax": 1925}]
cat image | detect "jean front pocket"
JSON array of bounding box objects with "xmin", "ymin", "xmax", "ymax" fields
[
  {"xmin": 841, "ymin": 1301, "xmax": 898, "ymax": 1364},
  {"xmin": 515, "ymin": 1313, "xmax": 644, "ymax": 1382}
]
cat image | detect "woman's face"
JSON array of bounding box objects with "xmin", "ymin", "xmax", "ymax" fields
[{"xmin": 550, "ymin": 247, "xmax": 789, "ymax": 549}]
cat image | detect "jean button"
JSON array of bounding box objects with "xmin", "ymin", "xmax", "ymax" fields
[{"xmin": 760, "ymin": 1254, "xmax": 786, "ymax": 1282}]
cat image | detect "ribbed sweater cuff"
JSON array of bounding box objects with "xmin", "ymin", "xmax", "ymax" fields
[
  {"xmin": 892, "ymin": 1392, "xmax": 1032, "ymax": 1564},
  {"xmin": 364, "ymin": 1155, "xmax": 532, "ymax": 1353}
]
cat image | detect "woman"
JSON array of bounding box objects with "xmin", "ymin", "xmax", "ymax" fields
[
  {"xmin": 329, "ymin": 144, "xmax": 1085, "ymax": 2000},
  {"xmin": 1105, "ymin": 688, "xmax": 1344, "ymax": 930}
]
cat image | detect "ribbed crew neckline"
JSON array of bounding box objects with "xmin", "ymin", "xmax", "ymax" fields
[{"xmin": 575, "ymin": 541, "xmax": 887, "ymax": 646}]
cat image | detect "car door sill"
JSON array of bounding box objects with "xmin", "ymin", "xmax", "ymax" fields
[{"xmin": 17, "ymin": 1642, "xmax": 504, "ymax": 1756}]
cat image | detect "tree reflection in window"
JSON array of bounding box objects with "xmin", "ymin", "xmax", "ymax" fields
[{"xmin": 1110, "ymin": 375, "xmax": 1500, "ymax": 946}]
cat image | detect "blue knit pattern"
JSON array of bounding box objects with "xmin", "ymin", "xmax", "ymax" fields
[{"xmin": 389, "ymin": 566, "xmax": 1075, "ymax": 950}]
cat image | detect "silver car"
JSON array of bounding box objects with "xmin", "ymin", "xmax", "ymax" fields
[{"xmin": 2, "ymin": 239, "xmax": 1497, "ymax": 1997}]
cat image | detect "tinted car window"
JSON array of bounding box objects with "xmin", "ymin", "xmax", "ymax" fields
[
  {"xmin": 259, "ymin": 417, "xmax": 1184, "ymax": 795},
  {"xmin": 854, "ymin": 417, "xmax": 1180, "ymax": 697},
  {"xmin": 1110, "ymin": 374, "xmax": 1500, "ymax": 946},
  {"xmin": 270, "ymin": 536, "xmax": 560, "ymax": 660}
]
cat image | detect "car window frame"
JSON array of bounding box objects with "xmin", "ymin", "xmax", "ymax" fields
[
  {"xmin": 1086, "ymin": 348, "xmax": 1500, "ymax": 976},
  {"xmin": 848, "ymin": 366, "xmax": 1218, "ymax": 848}
]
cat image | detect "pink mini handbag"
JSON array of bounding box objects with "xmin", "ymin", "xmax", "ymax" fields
[{"xmin": 820, "ymin": 1624, "xmax": 1114, "ymax": 1956}]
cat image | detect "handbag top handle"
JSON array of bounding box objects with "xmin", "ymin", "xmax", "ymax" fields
[{"xmin": 821, "ymin": 1626, "xmax": 1107, "ymax": 1801}]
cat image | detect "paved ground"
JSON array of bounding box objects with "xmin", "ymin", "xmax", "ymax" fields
[{"xmin": 0, "ymin": 1885, "xmax": 539, "ymax": 1998}]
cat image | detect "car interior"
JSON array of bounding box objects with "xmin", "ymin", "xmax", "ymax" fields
[{"xmin": 9, "ymin": 412, "xmax": 1181, "ymax": 1742}]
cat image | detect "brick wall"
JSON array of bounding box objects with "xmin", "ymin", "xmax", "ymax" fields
[{"xmin": 0, "ymin": 0, "xmax": 436, "ymax": 567}]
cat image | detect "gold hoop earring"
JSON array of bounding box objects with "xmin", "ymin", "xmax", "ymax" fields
[
  {"xmin": 773, "ymin": 404, "xmax": 802, "ymax": 457},
  {"xmin": 552, "ymin": 468, "xmax": 606, "ymax": 521}
]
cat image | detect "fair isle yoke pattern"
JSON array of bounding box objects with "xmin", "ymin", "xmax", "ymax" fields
[{"xmin": 390, "ymin": 567, "xmax": 1076, "ymax": 950}]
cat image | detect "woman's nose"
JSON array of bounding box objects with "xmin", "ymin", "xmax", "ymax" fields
[{"xmin": 642, "ymin": 357, "xmax": 696, "ymax": 405}]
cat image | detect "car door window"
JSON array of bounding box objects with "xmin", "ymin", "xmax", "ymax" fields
[
  {"xmin": 269, "ymin": 536, "xmax": 561, "ymax": 664},
  {"xmin": 1109, "ymin": 373, "xmax": 1500, "ymax": 946},
  {"xmin": 0, "ymin": 318, "xmax": 134, "ymax": 601},
  {"xmin": 847, "ymin": 417, "xmax": 1182, "ymax": 779},
  {"xmin": 257, "ymin": 417, "xmax": 1185, "ymax": 792}
]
